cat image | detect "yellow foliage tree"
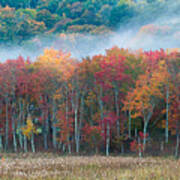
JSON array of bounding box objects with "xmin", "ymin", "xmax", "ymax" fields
[{"xmin": 22, "ymin": 115, "xmax": 36, "ymax": 139}]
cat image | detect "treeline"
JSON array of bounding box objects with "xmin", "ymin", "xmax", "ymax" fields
[
  {"xmin": 0, "ymin": 0, "xmax": 174, "ymax": 43},
  {"xmin": 0, "ymin": 47, "xmax": 179, "ymax": 157}
]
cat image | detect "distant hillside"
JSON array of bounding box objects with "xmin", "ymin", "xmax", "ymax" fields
[{"xmin": 0, "ymin": 0, "xmax": 175, "ymax": 43}]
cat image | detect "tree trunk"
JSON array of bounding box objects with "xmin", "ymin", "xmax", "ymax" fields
[
  {"xmin": 12, "ymin": 117, "xmax": 17, "ymax": 152},
  {"xmin": 18, "ymin": 128, "xmax": 23, "ymax": 150},
  {"xmin": 18, "ymin": 131, "xmax": 23, "ymax": 150},
  {"xmin": 143, "ymin": 122, "xmax": 148, "ymax": 151},
  {"xmin": 44, "ymin": 130, "xmax": 48, "ymax": 150},
  {"xmin": 62, "ymin": 144, "xmax": 65, "ymax": 153},
  {"xmin": 98, "ymin": 87, "xmax": 104, "ymax": 135},
  {"xmin": 90, "ymin": 101, "xmax": 94, "ymax": 126},
  {"xmin": 31, "ymin": 133, "xmax": 35, "ymax": 153},
  {"xmin": 115, "ymin": 89, "xmax": 120, "ymax": 136},
  {"xmin": 52, "ymin": 122, "xmax": 57, "ymax": 149},
  {"xmin": 160, "ymin": 141, "xmax": 164, "ymax": 152},
  {"xmin": 68, "ymin": 143, "xmax": 71, "ymax": 154},
  {"xmin": 66, "ymin": 87, "xmax": 71, "ymax": 154},
  {"xmin": 121, "ymin": 143, "xmax": 124, "ymax": 154},
  {"xmin": 135, "ymin": 127, "xmax": 137, "ymax": 138},
  {"xmin": 165, "ymin": 86, "xmax": 169, "ymax": 143},
  {"xmin": 5, "ymin": 99, "xmax": 9, "ymax": 151},
  {"xmin": 0, "ymin": 103, "xmax": 3, "ymax": 151},
  {"xmin": 44, "ymin": 111, "xmax": 49, "ymax": 150},
  {"xmin": 128, "ymin": 110, "xmax": 132, "ymax": 138},
  {"xmin": 0, "ymin": 135, "xmax": 3, "ymax": 151},
  {"xmin": 23, "ymin": 135, "xmax": 28, "ymax": 153},
  {"xmin": 52, "ymin": 100, "xmax": 57, "ymax": 149},
  {"xmin": 143, "ymin": 104, "xmax": 155, "ymax": 151},
  {"xmin": 138, "ymin": 137, "xmax": 142, "ymax": 158},
  {"xmin": 106, "ymin": 122, "xmax": 110, "ymax": 156},
  {"xmin": 77, "ymin": 95, "xmax": 85, "ymax": 154},
  {"xmin": 72, "ymin": 86, "xmax": 80, "ymax": 154},
  {"xmin": 175, "ymin": 133, "xmax": 179, "ymax": 159},
  {"xmin": 74, "ymin": 107, "xmax": 79, "ymax": 153},
  {"xmin": 18, "ymin": 99, "xmax": 23, "ymax": 150}
]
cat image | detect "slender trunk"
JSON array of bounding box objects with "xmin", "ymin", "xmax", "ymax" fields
[
  {"xmin": 90, "ymin": 101, "xmax": 93, "ymax": 126},
  {"xmin": 115, "ymin": 89, "xmax": 120, "ymax": 136},
  {"xmin": 66, "ymin": 87, "xmax": 71, "ymax": 154},
  {"xmin": 74, "ymin": 107, "xmax": 79, "ymax": 153},
  {"xmin": 5, "ymin": 99, "xmax": 9, "ymax": 151},
  {"xmin": 12, "ymin": 117, "xmax": 17, "ymax": 152},
  {"xmin": 68, "ymin": 143, "xmax": 71, "ymax": 154},
  {"xmin": 106, "ymin": 122, "xmax": 110, "ymax": 156},
  {"xmin": 23, "ymin": 101, "xmax": 28, "ymax": 152},
  {"xmin": 128, "ymin": 110, "xmax": 132, "ymax": 138},
  {"xmin": 52, "ymin": 100, "xmax": 57, "ymax": 149},
  {"xmin": 175, "ymin": 133, "xmax": 179, "ymax": 159},
  {"xmin": 41, "ymin": 96, "xmax": 49, "ymax": 150},
  {"xmin": 121, "ymin": 143, "xmax": 124, "ymax": 154},
  {"xmin": 142, "ymin": 104, "xmax": 155, "ymax": 151},
  {"xmin": 72, "ymin": 87, "xmax": 80, "ymax": 154},
  {"xmin": 95, "ymin": 146, "xmax": 98, "ymax": 154},
  {"xmin": 160, "ymin": 141, "xmax": 164, "ymax": 152},
  {"xmin": 175, "ymin": 116, "xmax": 180, "ymax": 159},
  {"xmin": 18, "ymin": 99, "xmax": 23, "ymax": 150},
  {"xmin": 52, "ymin": 122, "xmax": 57, "ymax": 149},
  {"xmin": 98, "ymin": 87, "xmax": 104, "ymax": 134},
  {"xmin": 165, "ymin": 86, "xmax": 169, "ymax": 143},
  {"xmin": 0, "ymin": 135, "xmax": 3, "ymax": 151},
  {"xmin": 135, "ymin": 127, "xmax": 137, "ymax": 138},
  {"xmin": 58, "ymin": 142, "xmax": 62, "ymax": 150},
  {"xmin": 143, "ymin": 121, "xmax": 148, "ymax": 151},
  {"xmin": 44, "ymin": 110, "xmax": 49, "ymax": 150},
  {"xmin": 71, "ymin": 85, "xmax": 79, "ymax": 154},
  {"xmin": 44, "ymin": 130, "xmax": 48, "ymax": 150},
  {"xmin": 77, "ymin": 95, "xmax": 84, "ymax": 154},
  {"xmin": 62, "ymin": 144, "xmax": 66, "ymax": 153},
  {"xmin": 18, "ymin": 128, "xmax": 23, "ymax": 150},
  {"xmin": 23, "ymin": 135, "xmax": 28, "ymax": 153},
  {"xmin": 138, "ymin": 136, "xmax": 142, "ymax": 158},
  {"xmin": 31, "ymin": 133, "xmax": 35, "ymax": 153},
  {"xmin": 0, "ymin": 103, "xmax": 3, "ymax": 151}
]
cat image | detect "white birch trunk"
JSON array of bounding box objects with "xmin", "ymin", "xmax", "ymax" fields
[
  {"xmin": 23, "ymin": 135, "xmax": 28, "ymax": 153},
  {"xmin": 128, "ymin": 110, "xmax": 132, "ymax": 138},
  {"xmin": 165, "ymin": 86, "xmax": 169, "ymax": 143},
  {"xmin": 31, "ymin": 133, "xmax": 35, "ymax": 153},
  {"xmin": 106, "ymin": 122, "xmax": 110, "ymax": 156}
]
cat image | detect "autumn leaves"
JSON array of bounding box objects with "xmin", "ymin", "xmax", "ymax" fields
[{"xmin": 0, "ymin": 47, "xmax": 179, "ymax": 157}]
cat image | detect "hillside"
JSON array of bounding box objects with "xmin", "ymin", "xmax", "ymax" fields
[{"xmin": 0, "ymin": 0, "xmax": 176, "ymax": 43}]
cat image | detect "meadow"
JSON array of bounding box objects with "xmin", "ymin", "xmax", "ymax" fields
[{"xmin": 0, "ymin": 154, "xmax": 179, "ymax": 180}]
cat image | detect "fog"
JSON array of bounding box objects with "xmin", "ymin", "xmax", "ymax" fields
[{"xmin": 0, "ymin": 0, "xmax": 180, "ymax": 61}]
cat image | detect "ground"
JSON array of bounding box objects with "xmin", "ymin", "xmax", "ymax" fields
[{"xmin": 0, "ymin": 153, "xmax": 179, "ymax": 180}]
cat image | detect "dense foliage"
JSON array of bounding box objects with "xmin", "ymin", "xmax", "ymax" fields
[
  {"xmin": 0, "ymin": 0, "xmax": 178, "ymax": 43},
  {"xmin": 0, "ymin": 47, "xmax": 179, "ymax": 157}
]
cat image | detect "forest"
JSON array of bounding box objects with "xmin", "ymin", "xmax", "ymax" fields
[
  {"xmin": 0, "ymin": 0, "xmax": 180, "ymax": 179},
  {"xmin": 0, "ymin": 0, "xmax": 178, "ymax": 44},
  {"xmin": 0, "ymin": 47, "xmax": 179, "ymax": 158}
]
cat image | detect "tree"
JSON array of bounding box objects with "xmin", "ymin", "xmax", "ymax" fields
[
  {"xmin": 83, "ymin": 124, "xmax": 102, "ymax": 154},
  {"xmin": 22, "ymin": 114, "xmax": 37, "ymax": 152},
  {"xmin": 123, "ymin": 52, "xmax": 167, "ymax": 151},
  {"xmin": 109, "ymin": 1, "xmax": 135, "ymax": 27}
]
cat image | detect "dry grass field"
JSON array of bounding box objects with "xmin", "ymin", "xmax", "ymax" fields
[{"xmin": 0, "ymin": 153, "xmax": 179, "ymax": 180}]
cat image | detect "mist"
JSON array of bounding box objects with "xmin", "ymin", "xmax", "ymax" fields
[{"xmin": 0, "ymin": 0, "xmax": 180, "ymax": 61}]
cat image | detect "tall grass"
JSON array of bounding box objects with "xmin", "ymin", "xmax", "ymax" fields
[{"xmin": 0, "ymin": 154, "xmax": 179, "ymax": 180}]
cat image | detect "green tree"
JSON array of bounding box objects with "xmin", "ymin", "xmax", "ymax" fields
[{"xmin": 109, "ymin": 1, "xmax": 135, "ymax": 27}]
